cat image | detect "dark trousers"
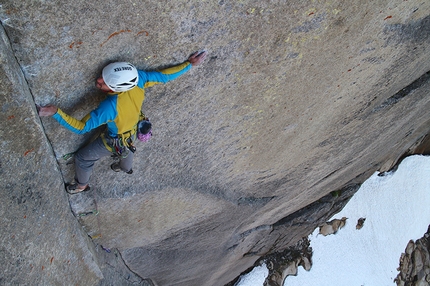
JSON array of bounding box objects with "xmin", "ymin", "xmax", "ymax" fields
[{"xmin": 74, "ymin": 136, "xmax": 134, "ymax": 186}]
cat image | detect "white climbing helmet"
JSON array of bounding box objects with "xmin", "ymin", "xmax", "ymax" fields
[{"xmin": 102, "ymin": 62, "xmax": 138, "ymax": 92}]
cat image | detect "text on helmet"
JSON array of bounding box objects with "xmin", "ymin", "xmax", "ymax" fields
[{"xmin": 114, "ymin": 67, "xmax": 133, "ymax": 72}]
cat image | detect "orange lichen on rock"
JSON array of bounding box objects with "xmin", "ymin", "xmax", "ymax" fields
[{"xmin": 101, "ymin": 30, "xmax": 132, "ymax": 46}]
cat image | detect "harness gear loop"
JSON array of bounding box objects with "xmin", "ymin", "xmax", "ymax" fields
[
  {"xmin": 101, "ymin": 125, "xmax": 137, "ymax": 158},
  {"xmin": 101, "ymin": 111, "xmax": 147, "ymax": 156}
]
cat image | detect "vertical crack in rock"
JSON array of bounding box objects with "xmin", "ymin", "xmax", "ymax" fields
[
  {"xmin": 116, "ymin": 249, "xmax": 148, "ymax": 284},
  {"xmin": 93, "ymin": 246, "xmax": 155, "ymax": 286},
  {"xmin": 0, "ymin": 20, "xmax": 62, "ymax": 179},
  {"xmin": 114, "ymin": 249, "xmax": 154, "ymax": 286},
  {"xmin": 2, "ymin": 17, "xmax": 125, "ymax": 284},
  {"xmin": 3, "ymin": 3, "xmax": 430, "ymax": 286}
]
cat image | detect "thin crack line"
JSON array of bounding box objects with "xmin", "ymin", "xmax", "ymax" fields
[{"xmin": 0, "ymin": 20, "xmax": 67, "ymax": 185}]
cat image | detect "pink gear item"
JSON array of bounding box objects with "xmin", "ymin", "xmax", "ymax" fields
[
  {"xmin": 137, "ymin": 120, "xmax": 152, "ymax": 142},
  {"xmin": 138, "ymin": 131, "xmax": 152, "ymax": 142}
]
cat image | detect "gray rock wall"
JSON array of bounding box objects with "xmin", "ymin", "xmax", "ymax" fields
[
  {"xmin": 1, "ymin": 1, "xmax": 430, "ymax": 285},
  {"xmin": 0, "ymin": 24, "xmax": 103, "ymax": 286}
]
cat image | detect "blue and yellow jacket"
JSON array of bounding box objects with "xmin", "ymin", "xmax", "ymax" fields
[{"xmin": 53, "ymin": 61, "xmax": 191, "ymax": 138}]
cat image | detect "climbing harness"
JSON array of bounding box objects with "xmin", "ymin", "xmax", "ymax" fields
[
  {"xmin": 101, "ymin": 111, "xmax": 151, "ymax": 156},
  {"xmin": 114, "ymin": 130, "xmax": 137, "ymax": 155},
  {"xmin": 62, "ymin": 112, "xmax": 151, "ymax": 159},
  {"xmin": 102, "ymin": 128, "xmax": 137, "ymax": 158}
]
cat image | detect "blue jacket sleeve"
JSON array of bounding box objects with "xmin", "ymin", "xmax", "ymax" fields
[
  {"xmin": 52, "ymin": 97, "xmax": 117, "ymax": 134},
  {"xmin": 137, "ymin": 61, "xmax": 192, "ymax": 88}
]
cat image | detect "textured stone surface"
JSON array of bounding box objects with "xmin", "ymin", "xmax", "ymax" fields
[
  {"xmin": 0, "ymin": 24, "xmax": 103, "ymax": 286},
  {"xmin": 1, "ymin": 1, "xmax": 430, "ymax": 285},
  {"xmin": 396, "ymin": 225, "xmax": 430, "ymax": 286},
  {"xmin": 226, "ymin": 184, "xmax": 358, "ymax": 286}
]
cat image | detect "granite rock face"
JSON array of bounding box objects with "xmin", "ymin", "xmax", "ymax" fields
[
  {"xmin": 0, "ymin": 24, "xmax": 103, "ymax": 286},
  {"xmin": 1, "ymin": 1, "xmax": 430, "ymax": 285},
  {"xmin": 396, "ymin": 225, "xmax": 430, "ymax": 286}
]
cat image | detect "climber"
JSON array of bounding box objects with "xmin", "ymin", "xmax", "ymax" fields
[{"xmin": 38, "ymin": 51, "xmax": 207, "ymax": 194}]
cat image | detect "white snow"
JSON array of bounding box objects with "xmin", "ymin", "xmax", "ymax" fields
[
  {"xmin": 235, "ymin": 263, "xmax": 269, "ymax": 286},
  {"xmin": 236, "ymin": 155, "xmax": 430, "ymax": 286}
]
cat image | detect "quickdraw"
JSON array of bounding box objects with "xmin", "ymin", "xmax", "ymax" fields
[
  {"xmin": 101, "ymin": 133, "xmax": 134, "ymax": 158},
  {"xmin": 112, "ymin": 133, "xmax": 136, "ymax": 158},
  {"xmin": 62, "ymin": 152, "xmax": 75, "ymax": 161}
]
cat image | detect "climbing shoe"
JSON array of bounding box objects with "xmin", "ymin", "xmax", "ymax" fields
[
  {"xmin": 110, "ymin": 162, "xmax": 133, "ymax": 174},
  {"xmin": 66, "ymin": 183, "xmax": 90, "ymax": 194}
]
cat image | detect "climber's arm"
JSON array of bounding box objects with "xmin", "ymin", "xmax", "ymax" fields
[
  {"xmin": 137, "ymin": 51, "xmax": 207, "ymax": 88},
  {"xmin": 39, "ymin": 99, "xmax": 117, "ymax": 135}
]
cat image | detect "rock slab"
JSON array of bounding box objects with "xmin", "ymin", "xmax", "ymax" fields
[
  {"xmin": 0, "ymin": 24, "xmax": 103, "ymax": 286},
  {"xmin": 1, "ymin": 1, "xmax": 430, "ymax": 285}
]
